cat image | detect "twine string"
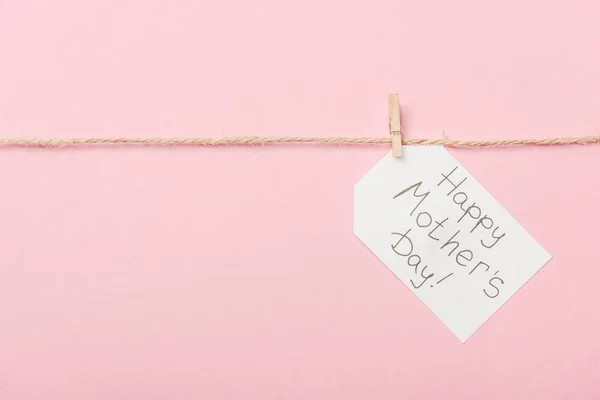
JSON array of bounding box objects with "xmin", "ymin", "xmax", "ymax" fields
[{"xmin": 0, "ymin": 135, "xmax": 599, "ymax": 148}]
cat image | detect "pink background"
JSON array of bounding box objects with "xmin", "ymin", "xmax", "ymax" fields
[{"xmin": 1, "ymin": 0, "xmax": 600, "ymax": 398}]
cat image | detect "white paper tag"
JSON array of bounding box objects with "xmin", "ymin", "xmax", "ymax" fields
[{"xmin": 354, "ymin": 146, "xmax": 551, "ymax": 342}]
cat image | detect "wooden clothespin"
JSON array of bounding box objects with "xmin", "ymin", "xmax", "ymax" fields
[{"xmin": 388, "ymin": 93, "xmax": 402, "ymax": 157}]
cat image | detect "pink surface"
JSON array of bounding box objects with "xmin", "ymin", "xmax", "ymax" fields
[{"xmin": 1, "ymin": 1, "xmax": 600, "ymax": 398}]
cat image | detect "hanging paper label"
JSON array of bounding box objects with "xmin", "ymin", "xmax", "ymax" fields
[{"xmin": 354, "ymin": 146, "xmax": 551, "ymax": 342}]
